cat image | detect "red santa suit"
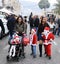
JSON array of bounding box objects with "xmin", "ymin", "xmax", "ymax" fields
[
  {"xmin": 30, "ymin": 29, "xmax": 37, "ymax": 46},
  {"xmin": 10, "ymin": 33, "xmax": 20, "ymax": 57},
  {"xmin": 42, "ymin": 27, "xmax": 54, "ymax": 58}
]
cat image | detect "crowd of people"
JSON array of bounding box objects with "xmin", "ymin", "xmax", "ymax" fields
[{"xmin": 1, "ymin": 12, "xmax": 60, "ymax": 60}]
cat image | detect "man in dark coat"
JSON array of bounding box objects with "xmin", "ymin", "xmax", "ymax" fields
[{"xmin": 7, "ymin": 14, "xmax": 17, "ymax": 39}]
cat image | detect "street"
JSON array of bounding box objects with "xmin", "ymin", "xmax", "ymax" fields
[{"xmin": 0, "ymin": 23, "xmax": 60, "ymax": 64}]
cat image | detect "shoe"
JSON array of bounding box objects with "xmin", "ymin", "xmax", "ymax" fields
[
  {"xmin": 33, "ymin": 55, "xmax": 36, "ymax": 58},
  {"xmin": 48, "ymin": 56, "xmax": 51, "ymax": 60},
  {"xmin": 39, "ymin": 55, "xmax": 42, "ymax": 57},
  {"xmin": 30, "ymin": 53, "xmax": 33, "ymax": 55},
  {"xmin": 45, "ymin": 54, "xmax": 48, "ymax": 57}
]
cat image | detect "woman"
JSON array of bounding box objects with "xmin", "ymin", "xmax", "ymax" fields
[
  {"xmin": 47, "ymin": 19, "xmax": 55, "ymax": 33},
  {"xmin": 14, "ymin": 15, "xmax": 27, "ymax": 58},
  {"xmin": 37, "ymin": 17, "xmax": 49, "ymax": 57},
  {"xmin": 15, "ymin": 15, "xmax": 27, "ymax": 35}
]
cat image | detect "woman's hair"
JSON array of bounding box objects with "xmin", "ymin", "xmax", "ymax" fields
[
  {"xmin": 40, "ymin": 16, "xmax": 44, "ymax": 24},
  {"xmin": 16, "ymin": 15, "xmax": 23, "ymax": 24}
]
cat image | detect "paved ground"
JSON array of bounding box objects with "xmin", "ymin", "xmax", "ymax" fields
[{"xmin": 0, "ymin": 23, "xmax": 60, "ymax": 64}]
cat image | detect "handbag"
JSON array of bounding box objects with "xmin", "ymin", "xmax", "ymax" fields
[{"xmin": 23, "ymin": 37, "xmax": 29, "ymax": 46}]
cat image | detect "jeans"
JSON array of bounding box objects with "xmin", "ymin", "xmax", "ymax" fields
[
  {"xmin": 33, "ymin": 46, "xmax": 36, "ymax": 56},
  {"xmin": 31, "ymin": 45, "xmax": 36, "ymax": 56},
  {"xmin": 35, "ymin": 27, "xmax": 38, "ymax": 34},
  {"xmin": 57, "ymin": 27, "xmax": 60, "ymax": 36},
  {"xmin": 9, "ymin": 31, "xmax": 15, "ymax": 41}
]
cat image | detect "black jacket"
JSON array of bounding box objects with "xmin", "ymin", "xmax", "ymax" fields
[
  {"xmin": 37, "ymin": 23, "xmax": 49, "ymax": 34},
  {"xmin": 34, "ymin": 18, "xmax": 39, "ymax": 27},
  {"xmin": 7, "ymin": 17, "xmax": 16, "ymax": 32}
]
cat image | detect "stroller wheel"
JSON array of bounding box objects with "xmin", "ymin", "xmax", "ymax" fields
[
  {"xmin": 6, "ymin": 55, "xmax": 11, "ymax": 61},
  {"xmin": 16, "ymin": 57, "xmax": 19, "ymax": 62},
  {"xmin": 22, "ymin": 53, "xmax": 25, "ymax": 58},
  {"xmin": 6, "ymin": 55, "xmax": 10, "ymax": 61}
]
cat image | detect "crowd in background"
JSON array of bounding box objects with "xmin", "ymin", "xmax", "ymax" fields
[{"xmin": 29, "ymin": 12, "xmax": 60, "ymax": 37}]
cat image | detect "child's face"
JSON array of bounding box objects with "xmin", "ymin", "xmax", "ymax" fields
[{"xmin": 31, "ymin": 30, "xmax": 34, "ymax": 34}]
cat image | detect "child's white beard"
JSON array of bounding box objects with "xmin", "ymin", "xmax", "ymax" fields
[{"xmin": 44, "ymin": 31, "xmax": 49, "ymax": 36}]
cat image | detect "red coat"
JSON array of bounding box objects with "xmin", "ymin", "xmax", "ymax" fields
[
  {"xmin": 42, "ymin": 32, "xmax": 54, "ymax": 45},
  {"xmin": 30, "ymin": 34, "xmax": 37, "ymax": 46}
]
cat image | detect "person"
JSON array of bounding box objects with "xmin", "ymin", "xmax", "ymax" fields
[
  {"xmin": 29, "ymin": 13, "xmax": 34, "ymax": 30},
  {"xmin": 7, "ymin": 14, "xmax": 18, "ymax": 54},
  {"xmin": 37, "ymin": 17, "xmax": 49, "ymax": 57},
  {"xmin": 14, "ymin": 15, "xmax": 27, "ymax": 58},
  {"xmin": 47, "ymin": 19, "xmax": 55, "ymax": 33},
  {"xmin": 42, "ymin": 27, "xmax": 54, "ymax": 60},
  {"xmin": 7, "ymin": 14, "xmax": 18, "ymax": 41},
  {"xmin": 9, "ymin": 33, "xmax": 20, "ymax": 57},
  {"xmin": 57, "ymin": 17, "xmax": 60, "ymax": 36},
  {"xmin": 0, "ymin": 19, "xmax": 5, "ymax": 38},
  {"xmin": 29, "ymin": 12, "xmax": 33, "ymax": 23},
  {"xmin": 24, "ymin": 16, "xmax": 27, "ymax": 22},
  {"xmin": 30, "ymin": 29, "xmax": 37, "ymax": 58},
  {"xmin": 34, "ymin": 15, "xmax": 39, "ymax": 32}
]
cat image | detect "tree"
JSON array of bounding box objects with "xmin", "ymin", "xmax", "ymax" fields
[
  {"xmin": 38, "ymin": 0, "xmax": 50, "ymax": 9},
  {"xmin": 54, "ymin": 0, "xmax": 60, "ymax": 15}
]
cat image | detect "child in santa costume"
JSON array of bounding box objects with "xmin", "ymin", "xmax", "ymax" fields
[
  {"xmin": 30, "ymin": 29, "xmax": 37, "ymax": 58},
  {"xmin": 42, "ymin": 27, "xmax": 54, "ymax": 59},
  {"xmin": 9, "ymin": 33, "xmax": 20, "ymax": 57}
]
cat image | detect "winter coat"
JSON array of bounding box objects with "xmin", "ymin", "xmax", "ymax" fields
[
  {"xmin": 7, "ymin": 17, "xmax": 16, "ymax": 32},
  {"xmin": 14, "ymin": 22, "xmax": 27, "ymax": 35},
  {"xmin": 42, "ymin": 32, "xmax": 54, "ymax": 45},
  {"xmin": 30, "ymin": 34, "xmax": 37, "ymax": 46},
  {"xmin": 37, "ymin": 23, "xmax": 49, "ymax": 34},
  {"xmin": 34, "ymin": 18, "xmax": 39, "ymax": 27}
]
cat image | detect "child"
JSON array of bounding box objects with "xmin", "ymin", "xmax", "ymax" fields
[
  {"xmin": 42, "ymin": 27, "xmax": 54, "ymax": 60},
  {"xmin": 30, "ymin": 29, "xmax": 37, "ymax": 58},
  {"xmin": 9, "ymin": 33, "xmax": 20, "ymax": 57}
]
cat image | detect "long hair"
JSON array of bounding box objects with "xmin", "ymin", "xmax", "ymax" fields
[{"xmin": 16, "ymin": 15, "xmax": 23, "ymax": 24}]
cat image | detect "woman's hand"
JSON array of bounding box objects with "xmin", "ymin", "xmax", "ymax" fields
[
  {"xmin": 16, "ymin": 31, "xmax": 19, "ymax": 34},
  {"xmin": 42, "ymin": 32, "xmax": 44, "ymax": 35}
]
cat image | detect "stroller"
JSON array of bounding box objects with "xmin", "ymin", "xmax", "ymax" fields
[{"xmin": 6, "ymin": 33, "xmax": 24, "ymax": 61}]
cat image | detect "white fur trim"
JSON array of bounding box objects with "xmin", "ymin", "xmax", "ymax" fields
[{"xmin": 32, "ymin": 44, "xmax": 36, "ymax": 46}]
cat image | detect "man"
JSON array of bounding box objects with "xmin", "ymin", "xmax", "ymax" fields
[{"xmin": 7, "ymin": 14, "xmax": 18, "ymax": 43}]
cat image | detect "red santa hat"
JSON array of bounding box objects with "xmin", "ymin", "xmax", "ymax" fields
[
  {"xmin": 31, "ymin": 28, "xmax": 36, "ymax": 33},
  {"xmin": 44, "ymin": 27, "xmax": 50, "ymax": 32}
]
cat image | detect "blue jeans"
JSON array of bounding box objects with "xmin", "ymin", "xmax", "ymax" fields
[
  {"xmin": 8, "ymin": 31, "xmax": 15, "ymax": 44},
  {"xmin": 31, "ymin": 45, "xmax": 36, "ymax": 56},
  {"xmin": 35, "ymin": 27, "xmax": 38, "ymax": 34}
]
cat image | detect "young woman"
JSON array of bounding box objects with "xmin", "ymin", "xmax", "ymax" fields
[
  {"xmin": 37, "ymin": 17, "xmax": 49, "ymax": 57},
  {"xmin": 14, "ymin": 15, "xmax": 27, "ymax": 58}
]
